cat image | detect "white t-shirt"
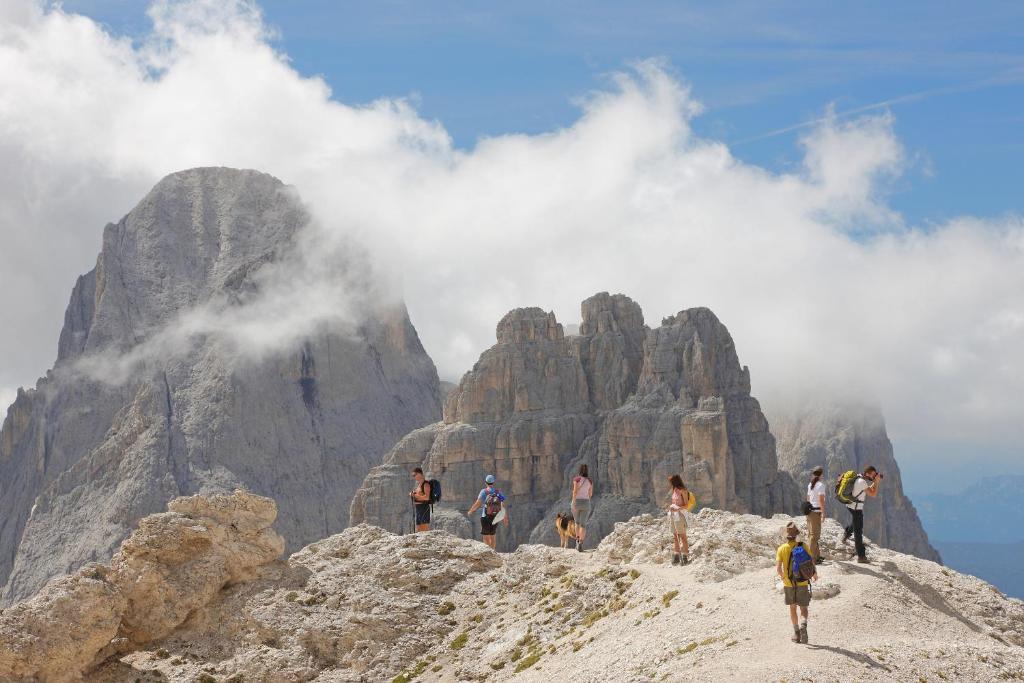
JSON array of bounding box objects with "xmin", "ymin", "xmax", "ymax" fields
[
  {"xmin": 807, "ymin": 480, "xmax": 826, "ymax": 510},
  {"xmin": 846, "ymin": 477, "xmax": 871, "ymax": 511}
]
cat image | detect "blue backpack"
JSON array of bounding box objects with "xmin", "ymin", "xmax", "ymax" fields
[{"xmin": 789, "ymin": 543, "xmax": 815, "ymax": 584}]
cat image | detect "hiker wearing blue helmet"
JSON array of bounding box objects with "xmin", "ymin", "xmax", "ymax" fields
[{"xmin": 467, "ymin": 474, "xmax": 508, "ymax": 549}]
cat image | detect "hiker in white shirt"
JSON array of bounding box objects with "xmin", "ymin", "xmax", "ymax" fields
[
  {"xmin": 805, "ymin": 467, "xmax": 826, "ymax": 564},
  {"xmin": 842, "ymin": 465, "xmax": 883, "ymax": 563}
]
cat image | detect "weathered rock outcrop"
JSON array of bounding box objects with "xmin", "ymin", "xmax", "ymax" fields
[
  {"xmin": 0, "ymin": 490, "xmax": 283, "ymax": 682},
  {"xmin": 350, "ymin": 293, "xmax": 800, "ymax": 550},
  {"xmin": 0, "ymin": 168, "xmax": 441, "ymax": 604},
  {"xmin": 771, "ymin": 401, "xmax": 940, "ymax": 562}
]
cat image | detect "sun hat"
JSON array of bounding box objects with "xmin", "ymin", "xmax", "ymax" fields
[
  {"xmin": 485, "ymin": 474, "xmax": 496, "ymax": 484},
  {"xmin": 785, "ymin": 522, "xmax": 800, "ymax": 539}
]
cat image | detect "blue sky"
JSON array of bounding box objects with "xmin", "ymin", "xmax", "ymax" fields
[{"xmin": 64, "ymin": 0, "xmax": 1024, "ymax": 227}]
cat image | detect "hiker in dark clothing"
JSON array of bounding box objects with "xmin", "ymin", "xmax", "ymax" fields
[
  {"xmin": 842, "ymin": 465, "xmax": 883, "ymax": 563},
  {"xmin": 410, "ymin": 467, "xmax": 432, "ymax": 532}
]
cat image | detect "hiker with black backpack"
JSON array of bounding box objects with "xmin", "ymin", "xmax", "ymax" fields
[
  {"xmin": 836, "ymin": 465, "xmax": 883, "ymax": 563},
  {"xmin": 466, "ymin": 474, "xmax": 508, "ymax": 550},
  {"xmin": 776, "ymin": 522, "xmax": 817, "ymax": 644},
  {"xmin": 410, "ymin": 467, "xmax": 433, "ymax": 532},
  {"xmin": 804, "ymin": 466, "xmax": 826, "ymax": 564}
]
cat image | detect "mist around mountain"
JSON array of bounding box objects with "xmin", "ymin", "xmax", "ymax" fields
[{"xmin": 916, "ymin": 475, "xmax": 1024, "ymax": 598}]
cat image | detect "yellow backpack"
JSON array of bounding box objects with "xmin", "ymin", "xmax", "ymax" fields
[{"xmin": 685, "ymin": 491, "xmax": 697, "ymax": 511}]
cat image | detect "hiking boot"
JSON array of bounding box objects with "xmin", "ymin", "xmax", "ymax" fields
[
  {"xmin": 791, "ymin": 629, "xmax": 801, "ymax": 643},
  {"xmin": 576, "ymin": 541, "xmax": 583, "ymax": 553},
  {"xmin": 799, "ymin": 624, "xmax": 808, "ymax": 644},
  {"xmin": 672, "ymin": 553, "xmax": 680, "ymax": 565},
  {"xmin": 681, "ymin": 554, "xmax": 689, "ymax": 566},
  {"xmin": 857, "ymin": 556, "xmax": 870, "ymax": 564},
  {"xmin": 815, "ymin": 558, "xmax": 826, "ymax": 565}
]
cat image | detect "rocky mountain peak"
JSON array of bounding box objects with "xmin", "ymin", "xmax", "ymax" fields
[
  {"xmin": 353, "ymin": 293, "xmax": 799, "ymax": 551},
  {"xmin": 0, "ymin": 168, "xmax": 442, "ymax": 604},
  {"xmin": 495, "ymin": 307, "xmax": 564, "ymax": 344}
]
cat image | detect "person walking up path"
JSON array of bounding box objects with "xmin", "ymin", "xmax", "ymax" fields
[
  {"xmin": 571, "ymin": 464, "xmax": 593, "ymax": 552},
  {"xmin": 667, "ymin": 474, "xmax": 691, "ymax": 566},
  {"xmin": 467, "ymin": 474, "xmax": 508, "ymax": 550},
  {"xmin": 841, "ymin": 466, "xmax": 883, "ymax": 563},
  {"xmin": 776, "ymin": 522, "xmax": 817, "ymax": 644},
  {"xmin": 806, "ymin": 466, "xmax": 826, "ymax": 564},
  {"xmin": 409, "ymin": 467, "xmax": 432, "ymax": 532}
]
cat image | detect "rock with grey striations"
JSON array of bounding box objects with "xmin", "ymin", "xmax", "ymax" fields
[
  {"xmin": 770, "ymin": 401, "xmax": 940, "ymax": 562},
  {"xmin": 351, "ymin": 292, "xmax": 800, "ymax": 550},
  {"xmin": 0, "ymin": 168, "xmax": 441, "ymax": 604}
]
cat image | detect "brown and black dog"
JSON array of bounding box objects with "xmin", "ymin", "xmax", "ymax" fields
[{"xmin": 555, "ymin": 512, "xmax": 578, "ymax": 549}]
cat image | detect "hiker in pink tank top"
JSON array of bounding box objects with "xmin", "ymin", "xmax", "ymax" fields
[
  {"xmin": 571, "ymin": 464, "xmax": 594, "ymax": 551},
  {"xmin": 667, "ymin": 474, "xmax": 690, "ymax": 565}
]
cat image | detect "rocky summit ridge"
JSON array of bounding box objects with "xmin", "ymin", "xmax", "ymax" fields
[
  {"xmin": 0, "ymin": 168, "xmax": 442, "ymax": 605},
  {"xmin": 1, "ymin": 491, "xmax": 1021, "ymax": 682}
]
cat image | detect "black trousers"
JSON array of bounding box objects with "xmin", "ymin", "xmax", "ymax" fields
[{"xmin": 845, "ymin": 508, "xmax": 866, "ymax": 558}]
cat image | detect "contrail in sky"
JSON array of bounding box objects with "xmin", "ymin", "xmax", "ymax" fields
[{"xmin": 733, "ymin": 66, "xmax": 1024, "ymax": 145}]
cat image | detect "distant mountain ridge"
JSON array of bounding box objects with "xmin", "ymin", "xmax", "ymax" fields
[{"xmin": 917, "ymin": 475, "xmax": 1024, "ymax": 544}]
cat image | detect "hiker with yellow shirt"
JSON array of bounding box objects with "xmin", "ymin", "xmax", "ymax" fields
[{"xmin": 776, "ymin": 522, "xmax": 817, "ymax": 644}]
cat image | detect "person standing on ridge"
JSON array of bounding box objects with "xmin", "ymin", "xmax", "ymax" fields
[
  {"xmin": 667, "ymin": 474, "xmax": 691, "ymax": 565},
  {"xmin": 776, "ymin": 522, "xmax": 817, "ymax": 644},
  {"xmin": 409, "ymin": 467, "xmax": 432, "ymax": 532},
  {"xmin": 571, "ymin": 464, "xmax": 593, "ymax": 552},
  {"xmin": 806, "ymin": 466, "xmax": 826, "ymax": 564},
  {"xmin": 841, "ymin": 465, "xmax": 883, "ymax": 563},
  {"xmin": 467, "ymin": 474, "xmax": 508, "ymax": 550}
]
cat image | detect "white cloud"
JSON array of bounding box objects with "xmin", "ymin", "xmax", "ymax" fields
[{"xmin": 0, "ymin": 0, "xmax": 1022, "ymax": 455}]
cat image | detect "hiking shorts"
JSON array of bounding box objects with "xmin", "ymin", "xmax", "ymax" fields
[
  {"xmin": 481, "ymin": 514, "xmax": 497, "ymax": 536},
  {"xmin": 573, "ymin": 499, "xmax": 591, "ymax": 524},
  {"xmin": 667, "ymin": 511, "xmax": 687, "ymax": 535},
  {"xmin": 415, "ymin": 503, "xmax": 431, "ymax": 526},
  {"xmin": 784, "ymin": 585, "xmax": 811, "ymax": 607}
]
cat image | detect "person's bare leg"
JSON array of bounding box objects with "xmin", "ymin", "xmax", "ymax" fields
[
  {"xmin": 789, "ymin": 604, "xmax": 798, "ymax": 627},
  {"xmin": 484, "ymin": 535, "xmax": 496, "ymax": 549},
  {"xmin": 681, "ymin": 532, "xmax": 689, "ymax": 555},
  {"xmin": 673, "ymin": 533, "xmax": 681, "ymax": 554}
]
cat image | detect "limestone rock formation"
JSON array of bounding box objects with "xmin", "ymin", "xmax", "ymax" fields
[
  {"xmin": 0, "ymin": 490, "xmax": 282, "ymax": 682},
  {"xmin": 0, "ymin": 168, "xmax": 441, "ymax": 604},
  {"xmin": 350, "ymin": 293, "xmax": 800, "ymax": 550},
  {"xmin": 7, "ymin": 491, "xmax": 1021, "ymax": 682},
  {"xmin": 771, "ymin": 401, "xmax": 940, "ymax": 562}
]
